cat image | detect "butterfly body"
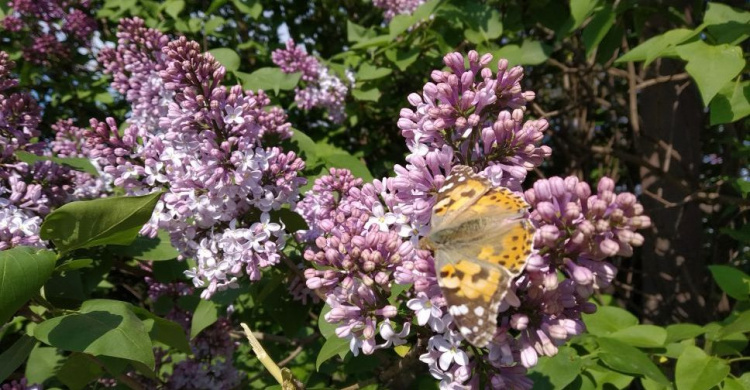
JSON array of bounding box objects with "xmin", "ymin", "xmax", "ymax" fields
[{"xmin": 425, "ymin": 165, "xmax": 535, "ymax": 347}]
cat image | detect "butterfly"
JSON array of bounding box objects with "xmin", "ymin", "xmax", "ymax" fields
[{"xmin": 421, "ymin": 165, "xmax": 535, "ymax": 347}]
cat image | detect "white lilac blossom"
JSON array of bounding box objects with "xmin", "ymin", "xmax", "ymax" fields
[
  {"xmin": 298, "ymin": 51, "xmax": 650, "ymax": 389},
  {"xmin": 272, "ymin": 39, "xmax": 350, "ymax": 124},
  {"xmin": 90, "ymin": 18, "xmax": 305, "ymax": 298}
]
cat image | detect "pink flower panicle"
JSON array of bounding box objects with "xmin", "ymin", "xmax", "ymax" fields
[
  {"xmin": 88, "ymin": 19, "xmax": 305, "ymax": 299},
  {"xmin": 299, "ymin": 51, "xmax": 650, "ymax": 388},
  {"xmin": 373, "ymin": 0, "xmax": 426, "ymax": 20}
]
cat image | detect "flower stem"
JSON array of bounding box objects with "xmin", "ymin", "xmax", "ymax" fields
[{"xmin": 241, "ymin": 322, "xmax": 284, "ymax": 385}]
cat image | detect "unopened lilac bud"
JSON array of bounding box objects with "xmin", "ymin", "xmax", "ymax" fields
[
  {"xmin": 379, "ymin": 305, "xmax": 398, "ymax": 318},
  {"xmin": 510, "ymin": 313, "xmax": 529, "ymax": 330},
  {"xmin": 599, "ymin": 238, "xmax": 619, "ymax": 257},
  {"xmin": 374, "ymin": 271, "xmax": 389, "ymax": 285},
  {"xmin": 315, "ymin": 236, "xmax": 327, "ymax": 249}
]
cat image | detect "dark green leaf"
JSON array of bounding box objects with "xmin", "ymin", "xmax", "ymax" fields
[
  {"xmin": 232, "ymin": 0, "xmax": 262, "ymax": 19},
  {"xmin": 582, "ymin": 3, "xmax": 615, "ymax": 58},
  {"xmin": 25, "ymin": 346, "xmax": 65, "ymax": 385},
  {"xmin": 15, "ymin": 151, "xmax": 98, "ymax": 176},
  {"xmin": 270, "ymin": 208, "xmax": 308, "ymax": 233},
  {"xmin": 388, "ymin": 283, "xmax": 412, "ymax": 304},
  {"xmin": 718, "ymin": 310, "xmax": 750, "ymax": 338},
  {"xmin": 347, "ymin": 20, "xmax": 375, "ymax": 43},
  {"xmin": 675, "ymin": 345, "xmax": 729, "ymax": 390},
  {"xmin": 34, "ymin": 299, "xmax": 155, "ymax": 369},
  {"xmin": 236, "ymin": 68, "xmax": 301, "ymax": 94},
  {"xmin": 0, "ymin": 335, "xmax": 37, "ymax": 382},
  {"xmin": 162, "ymin": 0, "xmax": 184, "ymax": 18},
  {"xmin": 609, "ymin": 325, "xmax": 667, "ymax": 348},
  {"xmin": 357, "ymin": 63, "xmax": 392, "ymax": 81},
  {"xmin": 704, "ymin": 3, "xmax": 750, "ymax": 44},
  {"xmin": 528, "ymin": 346, "xmax": 582, "ymax": 388},
  {"xmin": 583, "ymin": 305, "xmax": 639, "ymax": 336},
  {"xmin": 57, "ymin": 353, "xmax": 103, "ymax": 390},
  {"xmin": 708, "ymin": 265, "xmax": 750, "ymax": 301},
  {"xmin": 190, "ymin": 299, "xmax": 218, "ymax": 339},
  {"xmin": 351, "ymin": 86, "xmax": 381, "ymax": 102},
  {"xmin": 130, "ymin": 306, "xmax": 191, "ymax": 353},
  {"xmin": 597, "ymin": 338, "xmax": 669, "ymax": 384},
  {"xmin": 490, "ymin": 40, "xmax": 551, "ymax": 66},
  {"xmin": 40, "ymin": 192, "xmax": 163, "ymax": 253},
  {"xmin": 321, "ymin": 152, "xmax": 374, "ymax": 182},
  {"xmin": 316, "ymin": 335, "xmax": 349, "ymax": 371},
  {"xmin": 385, "ymin": 48, "xmax": 420, "ymax": 71},
  {"xmin": 318, "ymin": 303, "xmax": 336, "ymax": 339},
  {"xmin": 675, "ymin": 41, "xmax": 744, "ymax": 105},
  {"xmin": 0, "ymin": 247, "xmax": 56, "ymax": 324},
  {"xmin": 209, "ymin": 48, "xmax": 241, "ymax": 72},
  {"xmin": 567, "ymin": 0, "xmax": 598, "ymax": 32},
  {"xmin": 111, "ymin": 229, "xmax": 179, "ymax": 261}
]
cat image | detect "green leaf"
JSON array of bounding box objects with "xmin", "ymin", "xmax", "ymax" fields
[
  {"xmin": 204, "ymin": 16, "xmax": 226, "ymax": 35},
  {"xmin": 582, "ymin": 3, "xmax": 615, "ymax": 58},
  {"xmin": 57, "ymin": 353, "xmax": 103, "ymax": 389},
  {"xmin": 351, "ymin": 86, "xmax": 381, "ymax": 102},
  {"xmin": 357, "ymin": 63, "xmax": 392, "ymax": 81},
  {"xmin": 25, "ymin": 345, "xmax": 65, "ymax": 385},
  {"xmin": 528, "ymin": 346, "xmax": 582, "ymax": 389},
  {"xmin": 208, "ymin": 48, "xmax": 241, "ymax": 72},
  {"xmin": 675, "ymin": 41, "xmax": 744, "ymax": 106},
  {"xmin": 130, "ymin": 306, "xmax": 191, "ymax": 353},
  {"xmin": 316, "ymin": 335, "xmax": 349, "ymax": 371},
  {"xmin": 162, "ymin": 0, "xmax": 184, "ymax": 18},
  {"xmin": 14, "ymin": 151, "xmax": 98, "ymax": 176},
  {"xmin": 236, "ymin": 68, "xmax": 301, "ymax": 94},
  {"xmin": 464, "ymin": 8, "xmax": 503, "ymax": 44},
  {"xmin": 583, "ymin": 305, "xmax": 639, "ymax": 336},
  {"xmin": 347, "ymin": 20, "xmax": 375, "ymax": 43},
  {"xmin": 385, "ymin": 48, "xmax": 420, "ymax": 71},
  {"xmin": 0, "ymin": 335, "xmax": 37, "ymax": 382},
  {"xmin": 350, "ymin": 35, "xmax": 391, "ymax": 50},
  {"xmin": 665, "ymin": 323, "xmax": 706, "ymax": 343},
  {"xmin": 567, "ymin": 0, "xmax": 599, "ymax": 32},
  {"xmin": 718, "ymin": 310, "xmax": 750, "ymax": 338},
  {"xmin": 388, "ymin": 14, "xmax": 415, "ymax": 38},
  {"xmin": 609, "ymin": 325, "xmax": 668, "ymax": 348},
  {"xmin": 318, "ymin": 303, "xmax": 336, "ymax": 340},
  {"xmin": 616, "ymin": 28, "xmax": 698, "ymax": 66},
  {"xmin": 490, "ymin": 40, "xmax": 551, "ymax": 66},
  {"xmin": 388, "ymin": 283, "xmax": 412, "ymax": 304},
  {"xmin": 586, "ymin": 365, "xmax": 635, "ymax": 389},
  {"xmin": 722, "ymin": 377, "xmax": 748, "ymax": 390},
  {"xmin": 709, "ymin": 80, "xmax": 750, "ymax": 125},
  {"xmin": 34, "ymin": 299, "xmax": 155, "ymax": 369},
  {"xmin": 675, "ymin": 345, "xmax": 729, "ymax": 390},
  {"xmin": 269, "ymin": 208, "xmax": 308, "ymax": 233},
  {"xmin": 112, "ymin": 229, "xmax": 179, "ymax": 261},
  {"xmin": 597, "ymin": 337, "xmax": 670, "ymax": 384},
  {"xmin": 232, "ymin": 0, "xmax": 262, "ymax": 19},
  {"xmin": 704, "ymin": 3, "xmax": 750, "ymax": 44},
  {"xmin": 190, "ymin": 299, "xmax": 218, "ymax": 339},
  {"xmin": 734, "ymin": 179, "xmax": 750, "ymax": 198},
  {"xmin": 708, "ymin": 265, "xmax": 750, "ymax": 301},
  {"xmin": 40, "ymin": 192, "xmax": 163, "ymax": 253},
  {"xmin": 0, "ymin": 247, "xmax": 56, "ymax": 325}
]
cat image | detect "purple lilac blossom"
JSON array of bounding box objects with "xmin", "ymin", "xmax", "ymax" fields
[
  {"xmin": 298, "ymin": 51, "xmax": 650, "ymax": 389},
  {"xmin": 0, "ymin": 52, "xmax": 102, "ymax": 250},
  {"xmin": 91, "ymin": 19, "xmax": 306, "ymax": 299},
  {"xmin": 272, "ymin": 40, "xmax": 351, "ymax": 124},
  {"xmin": 373, "ymin": 0, "xmax": 426, "ymax": 20},
  {"xmin": 0, "ymin": 378, "xmax": 42, "ymax": 390},
  {"xmin": 1, "ymin": 0, "xmax": 96, "ymax": 66}
]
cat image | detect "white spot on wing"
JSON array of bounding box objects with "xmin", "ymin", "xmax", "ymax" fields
[{"xmin": 474, "ymin": 306, "xmax": 485, "ymax": 316}]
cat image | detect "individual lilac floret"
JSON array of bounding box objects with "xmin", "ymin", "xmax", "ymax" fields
[
  {"xmin": 272, "ymin": 39, "xmax": 351, "ymax": 124},
  {"xmin": 90, "ymin": 20, "xmax": 306, "ymax": 299}
]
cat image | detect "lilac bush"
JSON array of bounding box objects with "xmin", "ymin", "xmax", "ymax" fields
[
  {"xmin": 91, "ymin": 18, "xmax": 306, "ymax": 299},
  {"xmin": 297, "ymin": 51, "xmax": 650, "ymax": 388}
]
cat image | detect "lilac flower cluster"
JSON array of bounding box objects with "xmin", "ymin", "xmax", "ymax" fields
[
  {"xmin": 91, "ymin": 19, "xmax": 306, "ymax": 299},
  {"xmin": 298, "ymin": 51, "xmax": 649, "ymax": 389},
  {"xmin": 373, "ymin": 0, "xmax": 426, "ymax": 20},
  {"xmin": 1, "ymin": 0, "xmax": 97, "ymax": 66},
  {"xmin": 0, "ymin": 52, "xmax": 103, "ymax": 251},
  {"xmin": 0, "ymin": 378, "xmax": 41, "ymax": 390},
  {"xmin": 272, "ymin": 40, "xmax": 351, "ymax": 124}
]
